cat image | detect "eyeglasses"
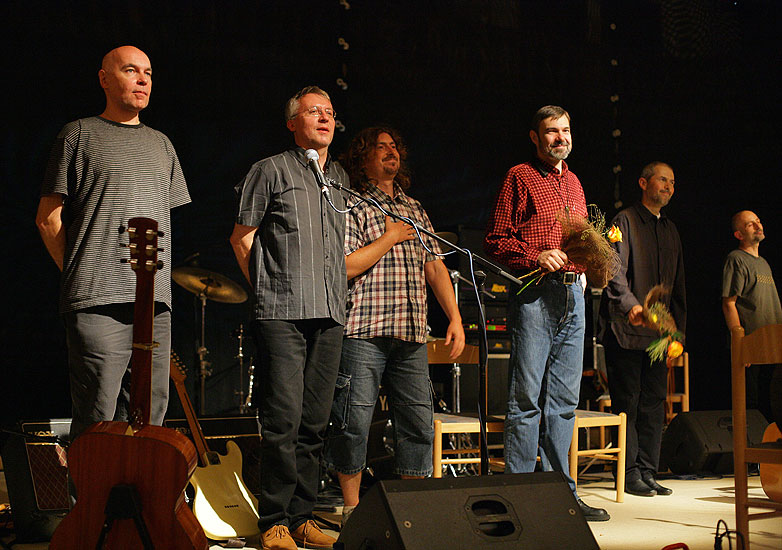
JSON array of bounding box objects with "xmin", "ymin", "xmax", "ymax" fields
[{"xmin": 293, "ymin": 106, "xmax": 337, "ymax": 120}]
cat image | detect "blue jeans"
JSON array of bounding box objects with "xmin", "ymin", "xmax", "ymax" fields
[
  {"xmin": 324, "ymin": 337, "xmax": 434, "ymax": 477},
  {"xmin": 505, "ymin": 277, "xmax": 585, "ymax": 496}
]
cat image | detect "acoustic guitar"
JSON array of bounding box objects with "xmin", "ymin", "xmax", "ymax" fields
[
  {"xmin": 759, "ymin": 422, "xmax": 782, "ymax": 502},
  {"xmin": 169, "ymin": 353, "xmax": 260, "ymax": 539},
  {"xmin": 50, "ymin": 217, "xmax": 207, "ymax": 550}
]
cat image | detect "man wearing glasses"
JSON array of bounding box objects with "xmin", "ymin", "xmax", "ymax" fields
[{"xmin": 230, "ymin": 86, "xmax": 348, "ymax": 550}]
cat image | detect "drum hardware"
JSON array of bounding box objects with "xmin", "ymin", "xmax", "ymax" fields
[
  {"xmin": 232, "ymin": 324, "xmax": 255, "ymax": 414},
  {"xmin": 172, "ymin": 266, "xmax": 248, "ymax": 415},
  {"xmin": 244, "ymin": 363, "xmax": 255, "ymax": 411}
]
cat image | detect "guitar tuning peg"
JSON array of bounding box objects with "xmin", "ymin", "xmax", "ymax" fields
[
  {"xmin": 120, "ymin": 258, "xmax": 129, "ymax": 263},
  {"xmin": 157, "ymin": 230, "xmax": 165, "ymax": 238},
  {"xmin": 119, "ymin": 243, "xmax": 129, "ymax": 248},
  {"xmin": 156, "ymin": 260, "xmax": 164, "ymax": 270},
  {"xmin": 118, "ymin": 225, "xmax": 126, "ymax": 234},
  {"xmin": 157, "ymin": 247, "xmax": 165, "ymax": 253}
]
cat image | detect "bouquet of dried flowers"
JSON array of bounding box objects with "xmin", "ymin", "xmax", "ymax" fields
[
  {"xmin": 642, "ymin": 284, "xmax": 684, "ymax": 362},
  {"xmin": 517, "ymin": 205, "xmax": 623, "ymax": 293}
]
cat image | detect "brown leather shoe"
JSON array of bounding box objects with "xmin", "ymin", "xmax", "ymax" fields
[
  {"xmin": 291, "ymin": 519, "xmax": 337, "ymax": 549},
  {"xmin": 261, "ymin": 524, "xmax": 298, "ymax": 550}
]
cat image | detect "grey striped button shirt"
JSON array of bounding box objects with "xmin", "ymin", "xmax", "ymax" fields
[{"xmin": 235, "ymin": 147, "xmax": 349, "ymax": 324}]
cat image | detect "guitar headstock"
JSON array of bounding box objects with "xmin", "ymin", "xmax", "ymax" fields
[
  {"xmin": 170, "ymin": 351, "xmax": 188, "ymax": 383},
  {"xmin": 121, "ymin": 217, "xmax": 164, "ymax": 275}
]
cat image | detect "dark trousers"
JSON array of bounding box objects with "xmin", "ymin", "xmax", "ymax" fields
[
  {"xmin": 603, "ymin": 330, "xmax": 667, "ymax": 482},
  {"xmin": 250, "ymin": 318, "xmax": 343, "ymax": 532}
]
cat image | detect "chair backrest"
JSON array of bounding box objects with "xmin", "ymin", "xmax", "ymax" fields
[
  {"xmin": 731, "ymin": 324, "xmax": 782, "ymax": 367},
  {"xmin": 427, "ymin": 340, "xmax": 479, "ymax": 365}
]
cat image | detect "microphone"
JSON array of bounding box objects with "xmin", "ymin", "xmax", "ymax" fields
[{"xmin": 304, "ymin": 149, "xmax": 330, "ymax": 196}]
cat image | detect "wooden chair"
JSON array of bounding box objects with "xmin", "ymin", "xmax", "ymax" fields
[
  {"xmin": 570, "ymin": 409, "xmax": 627, "ymax": 503},
  {"xmin": 730, "ymin": 324, "xmax": 782, "ymax": 546},
  {"xmin": 665, "ymin": 352, "xmax": 690, "ymax": 423},
  {"xmin": 432, "ymin": 413, "xmax": 504, "ymax": 477}
]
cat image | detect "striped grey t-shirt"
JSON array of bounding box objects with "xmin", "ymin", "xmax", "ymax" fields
[
  {"xmin": 235, "ymin": 147, "xmax": 348, "ymax": 324},
  {"xmin": 41, "ymin": 116, "xmax": 190, "ymax": 313}
]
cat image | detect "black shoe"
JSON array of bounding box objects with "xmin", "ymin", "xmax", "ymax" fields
[
  {"xmin": 577, "ymin": 499, "xmax": 610, "ymax": 522},
  {"xmin": 625, "ymin": 478, "xmax": 656, "ymax": 497},
  {"xmin": 642, "ymin": 475, "xmax": 673, "ymax": 496}
]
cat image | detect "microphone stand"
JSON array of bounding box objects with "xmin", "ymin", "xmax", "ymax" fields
[{"xmin": 328, "ymin": 180, "xmax": 523, "ymax": 475}]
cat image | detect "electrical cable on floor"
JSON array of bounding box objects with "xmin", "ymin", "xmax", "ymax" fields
[{"xmin": 713, "ymin": 518, "xmax": 746, "ymax": 550}]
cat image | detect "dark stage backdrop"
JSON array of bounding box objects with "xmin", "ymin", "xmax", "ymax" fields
[{"xmin": 2, "ymin": 1, "xmax": 780, "ymax": 425}]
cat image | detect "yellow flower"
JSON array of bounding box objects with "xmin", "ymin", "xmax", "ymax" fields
[
  {"xmin": 667, "ymin": 340, "xmax": 683, "ymax": 358},
  {"xmin": 607, "ymin": 225, "xmax": 623, "ymax": 243}
]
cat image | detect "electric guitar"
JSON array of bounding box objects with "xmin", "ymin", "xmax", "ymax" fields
[
  {"xmin": 50, "ymin": 217, "xmax": 207, "ymax": 550},
  {"xmin": 170, "ymin": 353, "xmax": 260, "ymax": 539}
]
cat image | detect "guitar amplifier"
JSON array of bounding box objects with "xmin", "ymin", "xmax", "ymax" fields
[
  {"xmin": 1, "ymin": 418, "xmax": 71, "ymax": 542},
  {"xmin": 165, "ymin": 414, "xmax": 262, "ymax": 496}
]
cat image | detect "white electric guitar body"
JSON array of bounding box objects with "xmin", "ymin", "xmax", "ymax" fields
[
  {"xmin": 170, "ymin": 354, "xmax": 260, "ymax": 540},
  {"xmin": 190, "ymin": 442, "xmax": 260, "ymax": 539}
]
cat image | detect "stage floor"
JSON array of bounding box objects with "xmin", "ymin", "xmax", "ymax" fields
[{"xmin": 1, "ymin": 470, "xmax": 779, "ymax": 549}]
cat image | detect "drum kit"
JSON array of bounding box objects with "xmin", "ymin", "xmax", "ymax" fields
[
  {"xmin": 171, "ymin": 266, "xmax": 251, "ymax": 415},
  {"xmin": 170, "ymin": 232, "xmax": 481, "ymax": 418}
]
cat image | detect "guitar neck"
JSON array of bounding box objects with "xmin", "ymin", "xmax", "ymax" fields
[
  {"xmin": 127, "ymin": 218, "xmax": 160, "ymax": 429},
  {"xmin": 170, "ymin": 356, "xmax": 210, "ymax": 466}
]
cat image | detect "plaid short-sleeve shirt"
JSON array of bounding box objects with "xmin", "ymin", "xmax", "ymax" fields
[{"xmin": 343, "ymin": 183, "xmax": 440, "ymax": 343}]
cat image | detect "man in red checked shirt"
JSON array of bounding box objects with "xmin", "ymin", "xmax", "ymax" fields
[{"xmin": 484, "ymin": 105, "xmax": 609, "ymax": 522}]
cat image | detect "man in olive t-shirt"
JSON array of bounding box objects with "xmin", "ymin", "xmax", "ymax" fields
[{"xmin": 722, "ymin": 210, "xmax": 782, "ymax": 423}]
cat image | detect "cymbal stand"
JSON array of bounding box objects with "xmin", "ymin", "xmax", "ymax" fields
[
  {"xmin": 234, "ymin": 324, "xmax": 249, "ymax": 414},
  {"xmin": 196, "ymin": 291, "xmax": 212, "ymax": 416},
  {"xmin": 449, "ymin": 270, "xmax": 462, "ymax": 414}
]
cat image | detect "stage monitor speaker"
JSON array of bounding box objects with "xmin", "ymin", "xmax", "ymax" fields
[
  {"xmin": 164, "ymin": 414, "xmax": 261, "ymax": 495},
  {"xmin": 660, "ymin": 409, "xmax": 768, "ymax": 474},
  {"xmin": 0, "ymin": 418, "xmax": 71, "ymax": 542},
  {"xmin": 336, "ymin": 472, "xmax": 598, "ymax": 550}
]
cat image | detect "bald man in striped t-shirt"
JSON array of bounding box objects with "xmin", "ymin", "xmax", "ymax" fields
[{"xmin": 36, "ymin": 46, "xmax": 190, "ymax": 443}]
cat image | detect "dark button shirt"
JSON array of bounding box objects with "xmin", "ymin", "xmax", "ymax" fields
[
  {"xmin": 235, "ymin": 147, "xmax": 349, "ymax": 324},
  {"xmin": 484, "ymin": 158, "xmax": 587, "ymax": 272},
  {"xmin": 600, "ymin": 202, "xmax": 687, "ymax": 350}
]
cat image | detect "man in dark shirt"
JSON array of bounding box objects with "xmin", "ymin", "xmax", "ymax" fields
[
  {"xmin": 485, "ymin": 105, "xmax": 609, "ymax": 522},
  {"xmin": 230, "ymin": 86, "xmax": 347, "ymax": 550},
  {"xmin": 600, "ymin": 161, "xmax": 686, "ymax": 497}
]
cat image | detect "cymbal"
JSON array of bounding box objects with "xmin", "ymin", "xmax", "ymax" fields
[
  {"xmin": 172, "ymin": 267, "xmax": 248, "ymax": 304},
  {"xmin": 435, "ymin": 232, "xmax": 458, "ymax": 253}
]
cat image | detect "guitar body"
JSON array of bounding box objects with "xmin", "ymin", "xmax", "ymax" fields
[
  {"xmin": 50, "ymin": 422, "xmax": 207, "ymax": 549},
  {"xmin": 759, "ymin": 422, "xmax": 782, "ymax": 503},
  {"xmin": 169, "ymin": 353, "xmax": 260, "ymax": 539},
  {"xmin": 191, "ymin": 440, "xmax": 260, "ymax": 539},
  {"xmin": 51, "ymin": 218, "xmax": 207, "ymax": 549}
]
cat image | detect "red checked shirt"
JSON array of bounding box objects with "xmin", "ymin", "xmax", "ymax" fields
[
  {"xmin": 484, "ymin": 158, "xmax": 587, "ymax": 273},
  {"xmin": 343, "ymin": 183, "xmax": 440, "ymax": 343}
]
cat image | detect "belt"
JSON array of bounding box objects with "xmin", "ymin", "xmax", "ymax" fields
[
  {"xmin": 516, "ymin": 269, "xmax": 579, "ymax": 285},
  {"xmin": 550, "ymin": 271, "xmax": 578, "ymax": 285}
]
